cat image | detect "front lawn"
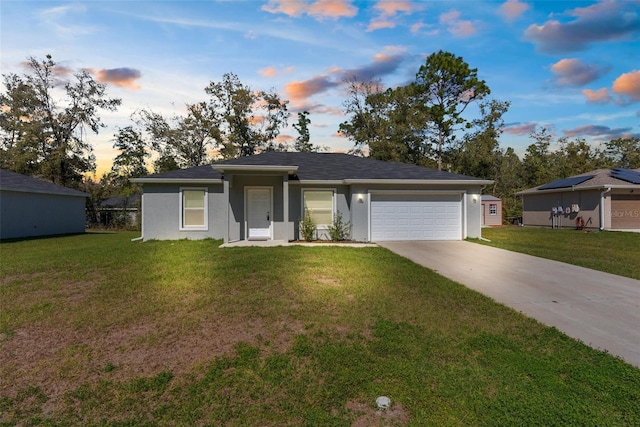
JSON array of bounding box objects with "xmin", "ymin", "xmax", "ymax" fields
[
  {"xmin": 477, "ymin": 227, "xmax": 640, "ymax": 280},
  {"xmin": 1, "ymin": 232, "xmax": 639, "ymax": 425}
]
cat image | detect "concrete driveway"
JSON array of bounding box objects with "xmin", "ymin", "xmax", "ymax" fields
[{"xmin": 377, "ymin": 241, "xmax": 640, "ymax": 368}]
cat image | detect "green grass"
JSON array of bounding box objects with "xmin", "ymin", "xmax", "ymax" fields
[
  {"xmin": 1, "ymin": 232, "xmax": 639, "ymax": 425},
  {"xmin": 475, "ymin": 227, "xmax": 640, "ymax": 280}
]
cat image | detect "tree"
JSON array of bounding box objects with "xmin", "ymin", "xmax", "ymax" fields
[
  {"xmin": 205, "ymin": 73, "xmax": 288, "ymax": 158},
  {"xmin": 109, "ymin": 126, "xmax": 149, "ymax": 184},
  {"xmin": 339, "ymin": 78, "xmax": 431, "ymax": 164},
  {"xmin": 522, "ymin": 127, "xmax": 555, "ymax": 187},
  {"xmin": 449, "ymin": 99, "xmax": 510, "ymax": 178},
  {"xmin": 0, "ymin": 55, "xmax": 121, "ymax": 187},
  {"xmin": 413, "ymin": 50, "xmax": 490, "ymax": 170},
  {"xmin": 602, "ymin": 137, "xmax": 640, "ymax": 168},
  {"xmin": 135, "ymin": 101, "xmax": 217, "ymax": 169},
  {"xmin": 293, "ymin": 111, "xmax": 313, "ymax": 152},
  {"xmin": 552, "ymin": 137, "xmax": 603, "ymax": 178},
  {"xmin": 339, "ymin": 78, "xmax": 386, "ymax": 156}
]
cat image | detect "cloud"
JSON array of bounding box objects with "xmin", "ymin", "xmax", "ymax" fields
[
  {"xmin": 503, "ymin": 122, "xmax": 538, "ymax": 135},
  {"xmin": 37, "ymin": 4, "xmax": 97, "ymax": 38},
  {"xmin": 439, "ymin": 10, "xmax": 476, "ymax": 37},
  {"xmin": 367, "ymin": 0, "xmax": 421, "ymax": 31},
  {"xmin": 562, "ymin": 124, "xmax": 636, "ymax": 140},
  {"xmin": 582, "ymin": 70, "xmax": 640, "ymax": 105},
  {"xmin": 286, "ymin": 75, "xmax": 339, "ymax": 102},
  {"xmin": 612, "ymin": 70, "xmax": 640, "ymax": 103},
  {"xmin": 259, "ymin": 65, "xmax": 294, "ymax": 78},
  {"xmin": 262, "ymin": 0, "xmax": 357, "ymax": 21},
  {"xmin": 524, "ymin": 1, "xmax": 640, "ymax": 54},
  {"xmin": 373, "ymin": 0, "xmax": 416, "ymax": 16},
  {"xmin": 498, "ymin": 0, "xmax": 529, "ymax": 23},
  {"xmin": 285, "ymin": 46, "xmax": 407, "ymax": 103},
  {"xmin": 551, "ymin": 59, "xmax": 610, "ymax": 87},
  {"xmin": 94, "ymin": 67, "xmax": 142, "ymax": 90}
]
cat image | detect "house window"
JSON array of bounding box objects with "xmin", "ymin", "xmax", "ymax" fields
[
  {"xmin": 489, "ymin": 204, "xmax": 497, "ymax": 215},
  {"xmin": 180, "ymin": 188, "xmax": 208, "ymax": 230},
  {"xmin": 303, "ymin": 190, "xmax": 334, "ymax": 226}
]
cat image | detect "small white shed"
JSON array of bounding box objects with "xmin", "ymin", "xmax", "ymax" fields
[{"xmin": 0, "ymin": 169, "xmax": 89, "ymax": 240}]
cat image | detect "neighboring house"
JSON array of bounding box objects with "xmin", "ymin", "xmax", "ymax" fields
[
  {"xmin": 481, "ymin": 195, "xmax": 503, "ymax": 226},
  {"xmin": 0, "ymin": 168, "xmax": 89, "ymax": 240},
  {"xmin": 131, "ymin": 152, "xmax": 492, "ymax": 243},
  {"xmin": 96, "ymin": 194, "xmax": 140, "ymax": 228},
  {"xmin": 517, "ymin": 168, "xmax": 640, "ymax": 231}
]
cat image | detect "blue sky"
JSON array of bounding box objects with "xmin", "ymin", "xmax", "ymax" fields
[{"xmin": 1, "ymin": 0, "xmax": 639, "ymax": 176}]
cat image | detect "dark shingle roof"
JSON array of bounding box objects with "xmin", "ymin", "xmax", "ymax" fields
[
  {"xmin": 138, "ymin": 152, "xmax": 488, "ymax": 182},
  {"xmin": 139, "ymin": 164, "xmax": 222, "ymax": 180},
  {"xmin": 100, "ymin": 194, "xmax": 141, "ymax": 208},
  {"xmin": 0, "ymin": 169, "xmax": 89, "ymax": 197}
]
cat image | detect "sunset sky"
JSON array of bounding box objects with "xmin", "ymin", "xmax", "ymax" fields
[{"xmin": 1, "ymin": 0, "xmax": 639, "ymax": 177}]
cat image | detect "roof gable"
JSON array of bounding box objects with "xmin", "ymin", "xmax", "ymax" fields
[{"xmin": 0, "ymin": 169, "xmax": 89, "ymax": 197}]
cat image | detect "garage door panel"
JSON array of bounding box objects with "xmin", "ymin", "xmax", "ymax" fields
[{"xmin": 371, "ymin": 194, "xmax": 462, "ymax": 241}]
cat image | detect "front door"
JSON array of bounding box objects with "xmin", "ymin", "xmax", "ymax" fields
[{"xmin": 247, "ymin": 187, "xmax": 272, "ymax": 240}]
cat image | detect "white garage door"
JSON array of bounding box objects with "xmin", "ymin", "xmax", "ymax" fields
[{"xmin": 371, "ymin": 193, "xmax": 462, "ymax": 241}]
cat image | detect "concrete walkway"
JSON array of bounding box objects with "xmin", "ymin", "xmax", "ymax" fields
[{"xmin": 377, "ymin": 241, "xmax": 640, "ymax": 368}]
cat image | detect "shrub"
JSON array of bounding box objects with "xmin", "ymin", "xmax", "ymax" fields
[
  {"xmin": 299, "ymin": 210, "xmax": 316, "ymax": 242},
  {"xmin": 328, "ymin": 211, "xmax": 351, "ymax": 241}
]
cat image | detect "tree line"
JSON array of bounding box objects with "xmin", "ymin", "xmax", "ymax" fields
[{"xmin": 1, "ymin": 53, "xmax": 638, "ymax": 225}]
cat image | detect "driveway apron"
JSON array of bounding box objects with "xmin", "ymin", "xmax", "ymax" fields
[{"xmin": 377, "ymin": 241, "xmax": 640, "ymax": 368}]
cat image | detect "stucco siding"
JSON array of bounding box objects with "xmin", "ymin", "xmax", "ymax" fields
[
  {"xmin": 290, "ymin": 184, "xmax": 351, "ymax": 240},
  {"xmin": 0, "ymin": 190, "xmax": 86, "ymax": 239},
  {"xmin": 522, "ymin": 190, "xmax": 602, "ymax": 229},
  {"xmin": 141, "ymin": 184, "xmax": 225, "ymax": 240}
]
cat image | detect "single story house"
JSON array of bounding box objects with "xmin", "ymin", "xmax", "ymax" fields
[
  {"xmin": 516, "ymin": 168, "xmax": 640, "ymax": 231},
  {"xmin": 0, "ymin": 168, "xmax": 89, "ymax": 240},
  {"xmin": 131, "ymin": 152, "xmax": 493, "ymax": 243},
  {"xmin": 95, "ymin": 194, "xmax": 140, "ymax": 228},
  {"xmin": 481, "ymin": 195, "xmax": 503, "ymax": 226}
]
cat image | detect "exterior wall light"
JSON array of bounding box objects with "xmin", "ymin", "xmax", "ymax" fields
[
  {"xmin": 357, "ymin": 194, "xmax": 364, "ymax": 203},
  {"xmin": 472, "ymin": 195, "xmax": 478, "ymax": 204}
]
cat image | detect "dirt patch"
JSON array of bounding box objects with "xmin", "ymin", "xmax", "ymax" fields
[
  {"xmin": 346, "ymin": 399, "xmax": 410, "ymax": 426},
  {"xmin": 0, "ymin": 313, "xmax": 303, "ymax": 413}
]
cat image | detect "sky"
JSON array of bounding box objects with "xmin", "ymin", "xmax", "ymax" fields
[{"xmin": 1, "ymin": 0, "xmax": 639, "ymax": 177}]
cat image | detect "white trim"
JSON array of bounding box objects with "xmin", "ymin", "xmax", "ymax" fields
[
  {"xmin": 244, "ymin": 186, "xmax": 273, "ymax": 241},
  {"xmin": 179, "ymin": 187, "xmax": 208, "ymax": 231},
  {"xmin": 290, "ymin": 180, "xmax": 344, "ymax": 185},
  {"xmin": 301, "ymin": 188, "xmax": 336, "ymax": 229}
]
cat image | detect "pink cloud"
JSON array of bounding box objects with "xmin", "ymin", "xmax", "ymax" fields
[
  {"xmin": 612, "ymin": 70, "xmax": 640, "ymax": 103},
  {"xmin": 563, "ymin": 125, "xmax": 636, "ymax": 140},
  {"xmin": 94, "ymin": 67, "xmax": 142, "ymax": 90},
  {"xmin": 259, "ymin": 66, "xmax": 277, "ymax": 78},
  {"xmin": 286, "ymin": 75, "xmax": 338, "ymax": 102},
  {"xmin": 503, "ymin": 122, "xmax": 538, "ymax": 135},
  {"xmin": 373, "ymin": 0, "xmax": 416, "ymax": 16},
  {"xmin": 498, "ymin": 0, "xmax": 529, "ymax": 23},
  {"xmin": 440, "ymin": 10, "xmax": 476, "ymax": 37},
  {"xmin": 550, "ymin": 58, "xmax": 609, "ymax": 87},
  {"xmin": 367, "ymin": 19, "xmax": 396, "ymax": 31},
  {"xmin": 583, "ymin": 88, "xmax": 612, "ymax": 104},
  {"xmin": 262, "ymin": 0, "xmax": 357, "ymax": 21}
]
